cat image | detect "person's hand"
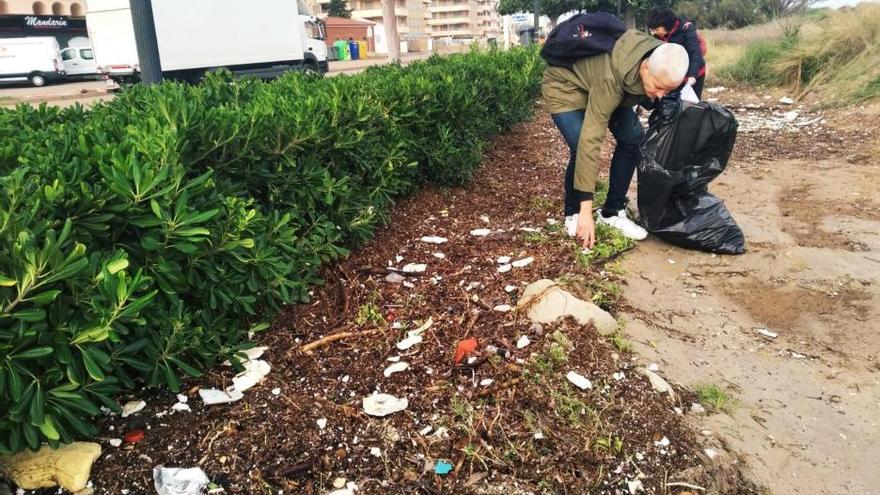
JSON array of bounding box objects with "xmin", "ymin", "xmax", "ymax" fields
[
  {"xmin": 576, "ymin": 202, "xmax": 595, "ymax": 249},
  {"xmin": 686, "ymin": 77, "xmax": 697, "ymax": 87}
]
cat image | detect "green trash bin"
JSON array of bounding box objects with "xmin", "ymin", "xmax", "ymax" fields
[{"xmin": 333, "ymin": 40, "xmax": 349, "ymax": 60}]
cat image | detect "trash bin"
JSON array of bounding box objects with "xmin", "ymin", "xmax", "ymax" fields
[
  {"xmin": 348, "ymin": 40, "xmax": 360, "ymax": 60},
  {"xmin": 334, "ymin": 40, "xmax": 349, "ymax": 60},
  {"xmin": 357, "ymin": 40, "xmax": 368, "ymax": 59}
]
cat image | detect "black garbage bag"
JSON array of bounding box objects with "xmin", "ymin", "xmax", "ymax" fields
[{"xmin": 637, "ymin": 98, "xmax": 746, "ymax": 254}]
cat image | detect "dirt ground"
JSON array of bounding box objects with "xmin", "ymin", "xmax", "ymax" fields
[{"xmin": 620, "ymin": 89, "xmax": 880, "ymax": 495}]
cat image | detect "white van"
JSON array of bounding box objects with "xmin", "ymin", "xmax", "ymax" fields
[
  {"xmin": 60, "ymin": 45, "xmax": 99, "ymax": 79},
  {"xmin": 0, "ymin": 37, "xmax": 66, "ymax": 87}
]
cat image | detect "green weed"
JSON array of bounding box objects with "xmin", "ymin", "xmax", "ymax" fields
[{"xmin": 696, "ymin": 384, "xmax": 739, "ymax": 413}]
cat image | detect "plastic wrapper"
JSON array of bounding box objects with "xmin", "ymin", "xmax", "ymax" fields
[
  {"xmin": 638, "ymin": 99, "xmax": 745, "ymax": 254},
  {"xmin": 153, "ymin": 466, "xmax": 210, "ymax": 495}
]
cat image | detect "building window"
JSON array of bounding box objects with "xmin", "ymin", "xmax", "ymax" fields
[
  {"xmin": 70, "ymin": 2, "xmax": 83, "ymax": 16},
  {"xmin": 32, "ymin": 1, "xmax": 47, "ymax": 14},
  {"xmin": 51, "ymin": 1, "xmax": 65, "ymax": 14}
]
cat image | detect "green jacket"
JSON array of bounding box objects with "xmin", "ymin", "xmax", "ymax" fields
[{"xmin": 542, "ymin": 30, "xmax": 662, "ymax": 197}]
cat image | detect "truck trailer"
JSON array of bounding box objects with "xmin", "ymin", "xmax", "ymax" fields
[{"xmin": 84, "ymin": 0, "xmax": 328, "ymax": 84}]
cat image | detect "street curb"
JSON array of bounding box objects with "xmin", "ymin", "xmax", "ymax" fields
[{"xmin": 3, "ymin": 88, "xmax": 112, "ymax": 106}]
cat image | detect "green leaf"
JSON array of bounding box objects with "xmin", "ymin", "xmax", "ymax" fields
[
  {"xmin": 175, "ymin": 227, "xmax": 210, "ymax": 237},
  {"xmin": 27, "ymin": 290, "xmax": 62, "ymax": 305},
  {"xmin": 0, "ymin": 275, "xmax": 16, "ymax": 287},
  {"xmin": 12, "ymin": 309, "xmax": 46, "ymax": 322},
  {"xmin": 150, "ymin": 198, "xmax": 163, "ymax": 219},
  {"xmin": 7, "ymin": 366, "xmax": 22, "ymax": 401},
  {"xmin": 30, "ymin": 387, "xmax": 45, "ymax": 426},
  {"xmin": 71, "ymin": 326, "xmax": 109, "ymax": 345},
  {"xmin": 79, "ymin": 347, "xmax": 105, "ymax": 381},
  {"xmin": 168, "ymin": 357, "xmax": 203, "ymax": 378},
  {"xmin": 179, "ymin": 209, "xmax": 219, "ymax": 226},
  {"xmin": 12, "ymin": 346, "xmax": 54, "ymax": 360}
]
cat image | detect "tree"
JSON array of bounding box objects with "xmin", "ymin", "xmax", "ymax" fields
[
  {"xmin": 381, "ymin": 0, "xmax": 400, "ymax": 62},
  {"xmin": 327, "ymin": 0, "xmax": 352, "ymax": 18},
  {"xmin": 497, "ymin": 0, "xmax": 672, "ymax": 30}
]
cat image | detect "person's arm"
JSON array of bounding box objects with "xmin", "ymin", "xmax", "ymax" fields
[
  {"xmin": 574, "ymin": 83, "xmax": 622, "ymax": 248},
  {"xmin": 682, "ymin": 25, "xmax": 705, "ymax": 81}
]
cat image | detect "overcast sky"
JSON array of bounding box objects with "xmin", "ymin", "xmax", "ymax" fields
[{"xmin": 817, "ymin": 0, "xmax": 879, "ymax": 7}]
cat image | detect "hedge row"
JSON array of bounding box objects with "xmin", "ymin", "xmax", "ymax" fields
[{"xmin": 0, "ymin": 48, "xmax": 543, "ymax": 453}]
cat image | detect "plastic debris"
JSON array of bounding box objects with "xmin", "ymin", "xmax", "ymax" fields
[
  {"xmin": 333, "ymin": 478, "xmax": 347, "ymax": 489},
  {"xmin": 519, "ymin": 227, "xmax": 540, "ymax": 232},
  {"xmin": 512, "ymin": 257, "xmax": 534, "ymax": 268},
  {"xmin": 704, "ymin": 447, "xmax": 719, "ymax": 459},
  {"xmin": 434, "ymin": 460, "xmax": 453, "ymax": 475},
  {"xmin": 497, "ymin": 256, "xmax": 511, "ymax": 264},
  {"xmin": 396, "ymin": 335, "xmax": 423, "ymax": 350},
  {"xmin": 533, "ymin": 431, "xmax": 545, "ymax": 439},
  {"xmin": 433, "ymin": 252, "xmax": 446, "ymax": 259},
  {"xmin": 779, "ymin": 96, "xmax": 794, "ymax": 105},
  {"xmin": 419, "ymin": 425, "xmax": 433, "ymax": 436},
  {"xmin": 655, "ymin": 436, "xmax": 671, "ymax": 447},
  {"xmin": 153, "ymin": 467, "xmax": 210, "ymax": 495},
  {"xmin": 370, "ymin": 447, "xmax": 382, "ymax": 457},
  {"xmin": 171, "ymin": 403, "xmax": 191, "ymax": 413},
  {"xmin": 109, "ymin": 438, "xmax": 122, "ymax": 447},
  {"xmin": 690, "ymin": 402, "xmax": 707, "ymax": 415},
  {"xmin": 497, "ymin": 264, "xmax": 512, "ymax": 273},
  {"xmin": 494, "ymin": 304, "xmax": 513, "ymax": 312},
  {"xmin": 642, "ymin": 369, "xmax": 675, "ymax": 400},
  {"xmin": 402, "ymin": 263, "xmax": 427, "ymax": 274},
  {"xmin": 504, "ymin": 285, "xmax": 517, "ymax": 293},
  {"xmin": 231, "ymin": 359, "xmax": 271, "ymax": 392},
  {"xmin": 479, "ymin": 379, "xmax": 494, "ymax": 387},
  {"xmin": 431, "ymin": 427, "xmax": 450, "ymax": 439},
  {"xmin": 454, "ymin": 338, "xmax": 478, "ymax": 365},
  {"xmin": 121, "ymin": 400, "xmax": 146, "ymax": 418},
  {"xmin": 383, "ymin": 362, "xmax": 410, "ymax": 377},
  {"xmin": 627, "ymin": 479, "xmax": 645, "ymax": 494},
  {"xmin": 470, "ymin": 228, "xmax": 491, "ymax": 237},
  {"xmin": 647, "ymin": 363, "xmax": 660, "ymax": 372},
  {"xmin": 612, "ymin": 372, "xmax": 625, "ymax": 381},
  {"xmin": 566, "ymin": 371, "xmax": 592, "ymax": 390},
  {"xmin": 271, "ymin": 387, "xmax": 281, "ymax": 395},
  {"xmin": 757, "ymin": 328, "xmax": 778, "ymax": 339},
  {"xmin": 199, "ymin": 388, "xmax": 244, "ymax": 406},
  {"xmin": 516, "ymin": 335, "xmax": 531, "ymax": 349},
  {"xmin": 222, "ymin": 346, "xmax": 268, "ymax": 366},
  {"xmin": 362, "ymin": 393, "xmax": 408, "ymax": 417},
  {"xmin": 410, "ymin": 317, "xmax": 434, "ymax": 336},
  {"xmin": 124, "ymin": 429, "xmax": 145, "ymax": 444},
  {"xmin": 420, "ymin": 236, "xmax": 448, "ymax": 244},
  {"xmin": 317, "ymin": 418, "xmax": 327, "ymax": 430}
]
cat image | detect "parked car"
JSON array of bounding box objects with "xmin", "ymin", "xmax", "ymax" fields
[
  {"xmin": 0, "ymin": 36, "xmax": 65, "ymax": 87},
  {"xmin": 60, "ymin": 45, "xmax": 100, "ymax": 80}
]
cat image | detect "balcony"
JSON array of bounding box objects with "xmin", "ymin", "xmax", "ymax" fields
[
  {"xmin": 428, "ymin": 16, "xmax": 471, "ymax": 25},
  {"xmin": 431, "ymin": 29, "xmax": 474, "ymax": 37},
  {"xmin": 429, "ymin": 5, "xmax": 471, "ymax": 13},
  {"xmin": 352, "ymin": 7, "xmax": 406, "ymax": 18}
]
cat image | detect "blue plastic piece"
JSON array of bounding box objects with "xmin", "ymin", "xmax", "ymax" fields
[{"xmin": 434, "ymin": 460, "xmax": 453, "ymax": 475}]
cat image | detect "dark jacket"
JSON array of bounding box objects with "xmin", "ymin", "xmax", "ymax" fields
[{"xmin": 658, "ymin": 18, "xmax": 705, "ymax": 78}]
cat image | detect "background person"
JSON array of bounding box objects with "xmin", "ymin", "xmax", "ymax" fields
[{"xmin": 646, "ymin": 7, "xmax": 707, "ymax": 98}]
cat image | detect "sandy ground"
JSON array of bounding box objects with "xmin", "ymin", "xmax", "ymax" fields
[{"xmin": 619, "ymin": 92, "xmax": 880, "ymax": 495}]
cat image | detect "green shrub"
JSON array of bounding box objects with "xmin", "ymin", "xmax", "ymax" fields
[{"xmin": 0, "ymin": 47, "xmax": 543, "ymax": 453}]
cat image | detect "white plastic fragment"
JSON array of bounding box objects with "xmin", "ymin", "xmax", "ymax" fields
[
  {"xmin": 396, "ymin": 334, "xmax": 423, "ymax": 350},
  {"xmin": 433, "ymin": 252, "xmax": 446, "ymax": 259},
  {"xmin": 704, "ymin": 448, "xmax": 719, "ymax": 459},
  {"xmin": 362, "ymin": 393, "xmax": 409, "ymax": 417},
  {"xmin": 385, "ymin": 272, "xmax": 406, "ymax": 284},
  {"xmin": 494, "ymin": 304, "xmax": 513, "ymax": 313},
  {"xmin": 317, "ymin": 418, "xmax": 327, "ymax": 430},
  {"xmin": 231, "ymin": 359, "xmax": 271, "ymax": 392},
  {"xmin": 612, "ymin": 372, "xmax": 625, "ymax": 381},
  {"xmin": 516, "ymin": 335, "xmax": 531, "ymax": 349},
  {"xmin": 386, "ymin": 356, "xmax": 401, "ymax": 363},
  {"xmin": 328, "ymin": 481, "xmax": 359, "ymax": 495},
  {"xmin": 533, "ymin": 431, "xmax": 545, "ymax": 440},
  {"xmin": 121, "ymin": 400, "xmax": 146, "ymax": 418},
  {"xmin": 627, "ymin": 479, "xmax": 645, "ymax": 494},
  {"xmin": 171, "ymin": 403, "xmax": 191, "ymax": 412},
  {"xmin": 222, "ymin": 346, "xmax": 268, "ymax": 366},
  {"xmin": 497, "ymin": 256, "xmax": 511, "ymax": 264},
  {"xmin": 757, "ymin": 328, "xmax": 778, "ymax": 339},
  {"xmin": 504, "ymin": 285, "xmax": 517, "ymax": 293},
  {"xmin": 333, "ymin": 478, "xmax": 347, "ymax": 489},
  {"xmin": 655, "ymin": 436, "xmax": 671, "ymax": 447},
  {"xmin": 199, "ymin": 388, "xmax": 244, "ymax": 406},
  {"xmin": 370, "ymin": 447, "xmax": 382, "ymax": 457},
  {"xmin": 779, "ymin": 96, "xmax": 795, "ymax": 105},
  {"xmin": 480, "ymin": 215, "xmax": 490, "ymax": 223},
  {"xmin": 176, "ymin": 394, "xmax": 188, "ymax": 404},
  {"xmin": 512, "ymin": 257, "xmax": 534, "ymax": 268},
  {"xmin": 409, "ymin": 317, "xmax": 434, "ymax": 336},
  {"xmin": 518, "ymin": 227, "xmax": 540, "ymax": 232},
  {"xmin": 420, "ymin": 236, "xmax": 448, "ymax": 244},
  {"xmin": 497, "ymin": 264, "xmax": 512, "ymax": 273},
  {"xmin": 479, "ymin": 379, "xmax": 494, "ymax": 387},
  {"xmin": 402, "ymin": 263, "xmax": 427, "ymax": 274},
  {"xmin": 419, "ymin": 426, "xmax": 433, "ymax": 436},
  {"xmin": 403, "ymin": 281, "xmax": 415, "ymax": 288},
  {"xmin": 383, "ymin": 362, "xmax": 410, "ymax": 377},
  {"xmin": 109, "ymin": 438, "xmax": 122, "ymax": 447},
  {"xmin": 153, "ymin": 466, "xmax": 210, "ymax": 495},
  {"xmin": 647, "ymin": 363, "xmax": 659, "ymax": 372},
  {"xmin": 470, "ymin": 228, "xmax": 491, "ymax": 237},
  {"xmin": 642, "ymin": 369, "xmax": 675, "ymax": 400},
  {"xmin": 271, "ymin": 387, "xmax": 281, "ymax": 395},
  {"xmin": 566, "ymin": 371, "xmax": 592, "ymax": 390}
]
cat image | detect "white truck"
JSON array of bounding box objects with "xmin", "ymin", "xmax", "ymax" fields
[
  {"xmin": 84, "ymin": 0, "xmax": 328, "ymax": 84},
  {"xmin": 0, "ymin": 37, "xmax": 66, "ymax": 87}
]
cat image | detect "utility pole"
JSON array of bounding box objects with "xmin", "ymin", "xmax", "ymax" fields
[
  {"xmin": 532, "ymin": 0, "xmax": 540, "ymax": 44},
  {"xmin": 129, "ymin": 0, "xmax": 162, "ymax": 84}
]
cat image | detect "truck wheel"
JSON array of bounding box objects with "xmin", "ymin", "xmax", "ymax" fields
[
  {"xmin": 29, "ymin": 73, "xmax": 47, "ymax": 87},
  {"xmin": 303, "ymin": 62, "xmax": 320, "ymax": 74}
]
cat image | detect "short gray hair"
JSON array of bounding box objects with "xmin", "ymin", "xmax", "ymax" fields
[{"xmin": 647, "ymin": 43, "xmax": 689, "ymax": 87}]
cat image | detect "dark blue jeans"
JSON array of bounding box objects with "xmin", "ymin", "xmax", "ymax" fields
[{"xmin": 551, "ymin": 106, "xmax": 645, "ymax": 217}]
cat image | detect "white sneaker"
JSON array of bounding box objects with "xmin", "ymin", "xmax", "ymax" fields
[
  {"xmin": 564, "ymin": 214, "xmax": 578, "ymax": 237},
  {"xmin": 596, "ymin": 210, "xmax": 648, "ymax": 241}
]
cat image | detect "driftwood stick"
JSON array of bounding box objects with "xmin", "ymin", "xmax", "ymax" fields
[{"xmin": 300, "ymin": 326, "xmax": 379, "ymax": 354}]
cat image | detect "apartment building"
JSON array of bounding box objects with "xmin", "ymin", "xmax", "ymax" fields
[
  {"xmin": 0, "ymin": 0, "xmax": 84, "ymax": 16},
  {"xmin": 316, "ymin": 0, "xmax": 499, "ymax": 51}
]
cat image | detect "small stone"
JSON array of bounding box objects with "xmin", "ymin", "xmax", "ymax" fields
[
  {"xmin": 385, "ymin": 272, "xmax": 406, "ymax": 284},
  {"xmin": 402, "ymin": 263, "xmax": 427, "ymax": 274},
  {"xmin": 511, "ymin": 257, "xmax": 534, "ymax": 268},
  {"xmin": 529, "ymin": 322, "xmax": 544, "ymax": 336},
  {"xmin": 757, "ymin": 328, "xmax": 778, "ymax": 339},
  {"xmin": 333, "ymin": 478, "xmax": 347, "ymax": 489},
  {"xmin": 362, "ymin": 393, "xmax": 408, "ymax": 417},
  {"xmin": 518, "ymin": 280, "xmax": 617, "ymax": 335},
  {"xmin": 470, "ymin": 228, "xmax": 491, "ymax": 237},
  {"xmin": 642, "ymin": 369, "xmax": 675, "ymax": 400},
  {"xmin": 121, "ymin": 400, "xmax": 146, "ymax": 418},
  {"xmin": 108, "ymin": 438, "xmax": 122, "ymax": 448},
  {"xmin": 516, "ymin": 335, "xmax": 531, "ymax": 349},
  {"xmin": 690, "ymin": 402, "xmax": 707, "ymax": 415},
  {"xmin": 566, "ymin": 371, "xmax": 592, "ymax": 390},
  {"xmin": 497, "ymin": 264, "xmax": 512, "ymax": 273},
  {"xmin": 647, "ymin": 363, "xmax": 659, "ymax": 372},
  {"xmin": 504, "ymin": 285, "xmax": 517, "ymax": 293},
  {"xmin": 497, "ymin": 256, "xmax": 511, "ymax": 264},
  {"xmin": 420, "ymin": 236, "xmax": 448, "ymax": 244},
  {"xmin": 176, "ymin": 394, "xmax": 188, "ymax": 404},
  {"xmin": 317, "ymin": 418, "xmax": 328, "ymax": 430}
]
